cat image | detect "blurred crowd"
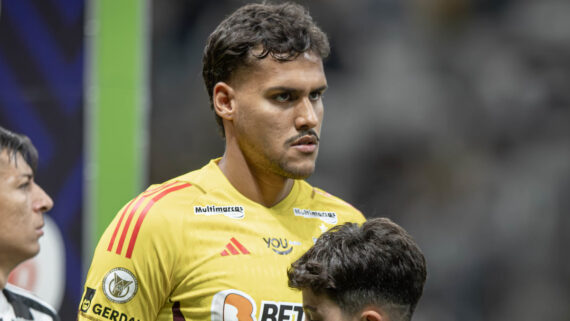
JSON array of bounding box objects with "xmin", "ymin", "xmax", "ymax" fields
[{"xmin": 150, "ymin": 1, "xmax": 570, "ymax": 320}]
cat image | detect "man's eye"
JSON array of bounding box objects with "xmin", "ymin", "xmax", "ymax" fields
[
  {"xmin": 19, "ymin": 182, "xmax": 31, "ymax": 189},
  {"xmin": 274, "ymin": 93, "xmax": 291, "ymax": 102},
  {"xmin": 309, "ymin": 91, "xmax": 322, "ymax": 101}
]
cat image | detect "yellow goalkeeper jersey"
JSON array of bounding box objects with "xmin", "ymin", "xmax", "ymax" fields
[{"xmin": 78, "ymin": 159, "xmax": 365, "ymax": 321}]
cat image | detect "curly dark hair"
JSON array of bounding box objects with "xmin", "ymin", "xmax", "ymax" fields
[
  {"xmin": 202, "ymin": 1, "xmax": 330, "ymax": 136},
  {"xmin": 0, "ymin": 126, "xmax": 38, "ymax": 174},
  {"xmin": 288, "ymin": 218, "xmax": 427, "ymax": 321}
]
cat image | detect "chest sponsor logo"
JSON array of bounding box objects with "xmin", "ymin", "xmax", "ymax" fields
[
  {"xmin": 212, "ymin": 289, "xmax": 304, "ymax": 321},
  {"xmin": 195, "ymin": 205, "xmax": 245, "ymax": 219},
  {"xmin": 293, "ymin": 208, "xmax": 338, "ymax": 224},
  {"xmin": 259, "ymin": 301, "xmax": 304, "ymax": 321},
  {"xmin": 102, "ymin": 267, "xmax": 138, "ymax": 303},
  {"xmin": 90, "ymin": 303, "xmax": 140, "ymax": 321},
  {"xmin": 263, "ymin": 237, "xmax": 301, "ymax": 255}
]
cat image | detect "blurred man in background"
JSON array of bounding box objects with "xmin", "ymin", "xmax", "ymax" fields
[
  {"xmin": 289, "ymin": 218, "xmax": 426, "ymax": 321},
  {"xmin": 79, "ymin": 2, "xmax": 364, "ymax": 321},
  {"xmin": 0, "ymin": 126, "xmax": 59, "ymax": 320}
]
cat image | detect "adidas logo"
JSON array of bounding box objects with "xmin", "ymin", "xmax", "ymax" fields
[{"xmin": 220, "ymin": 238, "xmax": 250, "ymax": 256}]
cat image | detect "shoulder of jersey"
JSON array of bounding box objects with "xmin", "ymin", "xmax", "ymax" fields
[
  {"xmin": 127, "ymin": 167, "xmax": 213, "ymax": 218},
  {"xmin": 143, "ymin": 163, "xmax": 216, "ymax": 199},
  {"xmin": 303, "ymin": 182, "xmax": 363, "ymax": 216},
  {"xmin": 4, "ymin": 283, "xmax": 58, "ymax": 315}
]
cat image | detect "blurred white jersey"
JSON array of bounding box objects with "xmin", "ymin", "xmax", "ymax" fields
[{"xmin": 0, "ymin": 284, "xmax": 60, "ymax": 321}]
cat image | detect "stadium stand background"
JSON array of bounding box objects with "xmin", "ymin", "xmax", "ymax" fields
[{"xmin": 150, "ymin": 1, "xmax": 570, "ymax": 321}]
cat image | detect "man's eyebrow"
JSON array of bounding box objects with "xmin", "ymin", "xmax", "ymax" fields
[
  {"xmin": 312, "ymin": 85, "xmax": 328, "ymax": 93},
  {"xmin": 266, "ymin": 85, "xmax": 328, "ymax": 93},
  {"xmin": 266, "ymin": 86, "xmax": 300, "ymax": 92},
  {"xmin": 19, "ymin": 173, "xmax": 33, "ymax": 180}
]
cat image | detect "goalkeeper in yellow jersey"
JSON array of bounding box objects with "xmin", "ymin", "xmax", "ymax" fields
[{"xmin": 78, "ymin": 2, "xmax": 365, "ymax": 321}]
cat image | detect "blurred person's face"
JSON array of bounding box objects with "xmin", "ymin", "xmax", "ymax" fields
[
  {"xmin": 219, "ymin": 50, "xmax": 327, "ymax": 179},
  {"xmin": 302, "ymin": 288, "xmax": 357, "ymax": 321},
  {"xmin": 302, "ymin": 289, "xmax": 387, "ymax": 321},
  {"xmin": 0, "ymin": 150, "xmax": 53, "ymax": 266}
]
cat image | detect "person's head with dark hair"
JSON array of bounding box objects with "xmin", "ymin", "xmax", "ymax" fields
[
  {"xmin": 0, "ymin": 126, "xmax": 53, "ymax": 290},
  {"xmin": 203, "ymin": 1, "xmax": 330, "ymax": 137},
  {"xmin": 288, "ymin": 218, "xmax": 427, "ymax": 321},
  {"xmin": 200, "ymin": 1, "xmax": 332, "ymax": 192},
  {"xmin": 0, "ymin": 126, "xmax": 39, "ymax": 174}
]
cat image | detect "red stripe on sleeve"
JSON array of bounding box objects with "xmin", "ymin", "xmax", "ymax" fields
[
  {"xmin": 142, "ymin": 181, "xmax": 179, "ymax": 196},
  {"xmin": 107, "ymin": 198, "xmax": 136, "ymax": 252},
  {"xmin": 115, "ymin": 181, "xmax": 181, "ymax": 255},
  {"xmin": 125, "ymin": 183, "xmax": 191, "ymax": 258},
  {"xmin": 231, "ymin": 237, "xmax": 250, "ymax": 254}
]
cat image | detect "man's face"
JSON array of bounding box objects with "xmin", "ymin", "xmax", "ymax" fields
[
  {"xmin": 0, "ymin": 150, "xmax": 53, "ymax": 266},
  {"xmin": 229, "ymin": 51, "xmax": 327, "ymax": 179},
  {"xmin": 302, "ymin": 288, "xmax": 358, "ymax": 321}
]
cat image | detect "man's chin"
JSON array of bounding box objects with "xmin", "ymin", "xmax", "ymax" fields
[{"xmin": 280, "ymin": 163, "xmax": 316, "ymax": 180}]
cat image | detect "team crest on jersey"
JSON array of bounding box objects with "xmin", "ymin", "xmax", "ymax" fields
[
  {"xmin": 194, "ymin": 205, "xmax": 245, "ymax": 219},
  {"xmin": 293, "ymin": 208, "xmax": 338, "ymax": 224},
  {"xmin": 102, "ymin": 267, "xmax": 138, "ymax": 303},
  {"xmin": 263, "ymin": 237, "xmax": 301, "ymax": 255}
]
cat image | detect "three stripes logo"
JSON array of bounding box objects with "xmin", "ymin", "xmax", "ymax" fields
[
  {"xmin": 221, "ymin": 238, "xmax": 250, "ymax": 256},
  {"xmin": 106, "ymin": 181, "xmax": 191, "ymax": 258}
]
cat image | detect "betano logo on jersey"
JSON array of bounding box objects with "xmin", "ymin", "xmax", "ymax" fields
[
  {"xmin": 195, "ymin": 205, "xmax": 245, "ymax": 219},
  {"xmin": 293, "ymin": 208, "xmax": 337, "ymax": 224},
  {"xmin": 211, "ymin": 289, "xmax": 304, "ymax": 321},
  {"xmin": 263, "ymin": 237, "xmax": 301, "ymax": 255}
]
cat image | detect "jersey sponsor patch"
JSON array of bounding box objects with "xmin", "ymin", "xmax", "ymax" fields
[
  {"xmin": 211, "ymin": 290, "xmax": 305, "ymax": 321},
  {"xmin": 211, "ymin": 289, "xmax": 257, "ymax": 321},
  {"xmin": 259, "ymin": 301, "xmax": 304, "ymax": 321},
  {"xmin": 263, "ymin": 237, "xmax": 301, "ymax": 255},
  {"xmin": 102, "ymin": 268, "xmax": 138, "ymax": 303},
  {"xmin": 89, "ymin": 303, "xmax": 141, "ymax": 321},
  {"xmin": 80, "ymin": 287, "xmax": 96, "ymax": 313},
  {"xmin": 293, "ymin": 208, "xmax": 338, "ymax": 224},
  {"xmin": 194, "ymin": 205, "xmax": 245, "ymax": 219}
]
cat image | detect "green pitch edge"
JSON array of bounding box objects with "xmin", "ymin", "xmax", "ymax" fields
[{"xmin": 84, "ymin": 0, "xmax": 149, "ymax": 267}]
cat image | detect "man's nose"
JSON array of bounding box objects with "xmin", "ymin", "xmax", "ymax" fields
[
  {"xmin": 33, "ymin": 183, "xmax": 54, "ymax": 213},
  {"xmin": 294, "ymin": 97, "xmax": 319, "ymax": 130}
]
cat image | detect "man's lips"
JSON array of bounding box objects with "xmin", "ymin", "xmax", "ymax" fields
[
  {"xmin": 286, "ymin": 129, "xmax": 320, "ymax": 146},
  {"xmin": 291, "ymin": 135, "xmax": 318, "ymax": 146},
  {"xmin": 290, "ymin": 134, "xmax": 319, "ymax": 153},
  {"xmin": 36, "ymin": 222, "xmax": 45, "ymax": 236}
]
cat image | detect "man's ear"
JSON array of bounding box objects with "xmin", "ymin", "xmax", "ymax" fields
[
  {"xmin": 213, "ymin": 82, "xmax": 235, "ymax": 121},
  {"xmin": 360, "ymin": 308, "xmax": 385, "ymax": 321}
]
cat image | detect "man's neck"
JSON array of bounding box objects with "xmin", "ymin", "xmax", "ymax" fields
[{"xmin": 218, "ymin": 150, "xmax": 294, "ymax": 208}]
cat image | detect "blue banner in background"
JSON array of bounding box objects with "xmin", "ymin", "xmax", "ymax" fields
[{"xmin": 0, "ymin": 0, "xmax": 85, "ymax": 319}]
